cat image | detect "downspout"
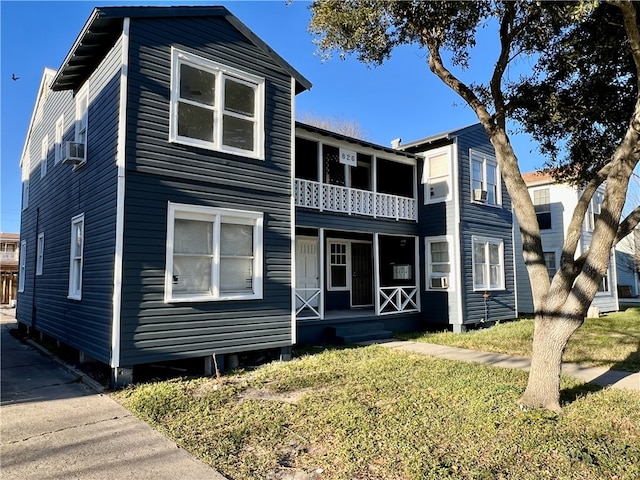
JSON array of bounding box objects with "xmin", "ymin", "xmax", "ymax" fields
[{"xmin": 111, "ymin": 18, "xmax": 130, "ymax": 370}]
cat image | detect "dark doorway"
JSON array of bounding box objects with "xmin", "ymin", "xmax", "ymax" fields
[{"xmin": 351, "ymin": 242, "xmax": 373, "ymax": 306}]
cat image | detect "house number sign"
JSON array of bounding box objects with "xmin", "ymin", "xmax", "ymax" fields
[{"xmin": 339, "ymin": 148, "xmax": 357, "ymax": 167}]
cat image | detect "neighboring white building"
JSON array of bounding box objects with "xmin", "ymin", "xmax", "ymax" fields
[
  {"xmin": 514, "ymin": 171, "xmax": 619, "ymax": 314},
  {"xmin": 615, "ymin": 226, "xmax": 639, "ymax": 298}
]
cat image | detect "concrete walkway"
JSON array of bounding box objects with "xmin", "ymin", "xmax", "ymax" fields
[
  {"xmin": 0, "ymin": 308, "xmax": 226, "ymax": 480},
  {"xmin": 375, "ymin": 340, "xmax": 640, "ymax": 391}
]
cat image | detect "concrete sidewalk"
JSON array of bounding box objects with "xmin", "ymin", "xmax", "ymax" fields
[
  {"xmin": 376, "ymin": 340, "xmax": 640, "ymax": 391},
  {"xmin": 0, "ymin": 308, "xmax": 226, "ymax": 480}
]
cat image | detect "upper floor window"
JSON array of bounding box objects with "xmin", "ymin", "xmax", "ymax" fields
[
  {"xmin": 533, "ymin": 188, "xmax": 552, "ymax": 230},
  {"xmin": 18, "ymin": 240, "xmax": 26, "ymax": 292},
  {"xmin": 422, "ymin": 146, "xmax": 452, "ymax": 203},
  {"xmin": 68, "ymin": 214, "xmax": 84, "ymax": 300},
  {"xmin": 40, "ymin": 135, "xmax": 49, "ymax": 178},
  {"xmin": 169, "ymin": 48, "xmax": 265, "ymax": 159},
  {"xmin": 470, "ymin": 150, "xmax": 501, "ymax": 206},
  {"xmin": 165, "ymin": 203, "xmax": 263, "ymax": 302},
  {"xmin": 75, "ymin": 85, "xmax": 88, "ymax": 161},
  {"xmin": 22, "ymin": 180, "xmax": 29, "ymax": 211},
  {"xmin": 55, "ymin": 115, "xmax": 64, "ymax": 164},
  {"xmin": 588, "ymin": 191, "xmax": 604, "ymax": 231},
  {"xmin": 472, "ymin": 236, "xmax": 505, "ymax": 290}
]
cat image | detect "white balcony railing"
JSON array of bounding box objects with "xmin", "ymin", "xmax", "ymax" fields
[
  {"xmin": 0, "ymin": 252, "xmax": 19, "ymax": 262},
  {"xmin": 378, "ymin": 286, "xmax": 419, "ymax": 315},
  {"xmin": 295, "ymin": 179, "xmax": 417, "ymax": 221}
]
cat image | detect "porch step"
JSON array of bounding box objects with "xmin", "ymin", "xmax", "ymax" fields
[{"xmin": 329, "ymin": 323, "xmax": 394, "ymax": 345}]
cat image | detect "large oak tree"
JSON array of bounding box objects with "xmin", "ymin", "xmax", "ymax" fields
[{"xmin": 309, "ymin": 0, "xmax": 640, "ymax": 412}]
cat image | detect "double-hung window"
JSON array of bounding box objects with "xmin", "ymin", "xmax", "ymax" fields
[
  {"xmin": 328, "ymin": 241, "xmax": 349, "ymax": 290},
  {"xmin": 589, "ymin": 191, "xmax": 604, "ymax": 231},
  {"xmin": 55, "ymin": 115, "xmax": 64, "ymax": 164},
  {"xmin": 165, "ymin": 203, "xmax": 263, "ymax": 302},
  {"xmin": 533, "ymin": 188, "xmax": 552, "ymax": 230},
  {"xmin": 543, "ymin": 251, "xmax": 556, "ymax": 280},
  {"xmin": 18, "ymin": 240, "xmax": 26, "ymax": 292},
  {"xmin": 68, "ymin": 214, "xmax": 84, "ymax": 300},
  {"xmin": 170, "ymin": 48, "xmax": 265, "ymax": 159},
  {"xmin": 422, "ymin": 146, "xmax": 452, "ymax": 203},
  {"xmin": 425, "ymin": 236, "xmax": 452, "ymax": 289},
  {"xmin": 472, "ymin": 236, "xmax": 504, "ymax": 290},
  {"xmin": 75, "ymin": 85, "xmax": 88, "ymax": 161},
  {"xmin": 470, "ymin": 150, "xmax": 500, "ymax": 206},
  {"xmin": 36, "ymin": 233, "xmax": 45, "ymax": 276},
  {"xmin": 41, "ymin": 135, "xmax": 48, "ymax": 178}
]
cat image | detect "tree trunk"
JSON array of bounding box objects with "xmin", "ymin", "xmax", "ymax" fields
[{"xmin": 518, "ymin": 309, "xmax": 584, "ymax": 413}]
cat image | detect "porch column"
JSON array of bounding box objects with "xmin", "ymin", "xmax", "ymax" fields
[
  {"xmin": 319, "ymin": 228, "xmax": 325, "ymax": 320},
  {"xmin": 374, "ymin": 232, "xmax": 381, "ymax": 315}
]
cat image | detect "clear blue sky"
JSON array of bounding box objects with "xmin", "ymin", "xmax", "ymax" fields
[{"xmin": 2, "ymin": 0, "xmax": 630, "ymax": 235}]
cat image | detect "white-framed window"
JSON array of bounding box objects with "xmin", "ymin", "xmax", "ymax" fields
[
  {"xmin": 22, "ymin": 180, "xmax": 29, "ymax": 211},
  {"xmin": 75, "ymin": 84, "xmax": 89, "ymax": 160},
  {"xmin": 422, "ymin": 146, "xmax": 452, "ymax": 203},
  {"xmin": 588, "ymin": 191, "xmax": 604, "ymax": 231},
  {"xmin": 597, "ymin": 268, "xmax": 610, "ymax": 293},
  {"xmin": 425, "ymin": 236, "xmax": 453, "ymax": 290},
  {"xmin": 165, "ymin": 203, "xmax": 263, "ymax": 302},
  {"xmin": 543, "ymin": 251, "xmax": 556, "ymax": 280},
  {"xmin": 533, "ymin": 188, "xmax": 552, "ymax": 230},
  {"xmin": 55, "ymin": 115, "xmax": 64, "ymax": 163},
  {"xmin": 18, "ymin": 240, "xmax": 26, "ymax": 292},
  {"xmin": 36, "ymin": 233, "xmax": 45, "ymax": 276},
  {"xmin": 472, "ymin": 236, "xmax": 505, "ymax": 290},
  {"xmin": 169, "ymin": 48, "xmax": 265, "ymax": 159},
  {"xmin": 40, "ymin": 135, "xmax": 49, "ymax": 178},
  {"xmin": 470, "ymin": 150, "xmax": 501, "ymax": 206},
  {"xmin": 68, "ymin": 214, "xmax": 84, "ymax": 300},
  {"xmin": 327, "ymin": 241, "xmax": 349, "ymax": 291}
]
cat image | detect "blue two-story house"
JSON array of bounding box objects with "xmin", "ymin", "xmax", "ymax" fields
[{"xmin": 17, "ymin": 6, "xmax": 516, "ymax": 386}]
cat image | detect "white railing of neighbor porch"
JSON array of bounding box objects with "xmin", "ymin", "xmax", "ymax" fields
[
  {"xmin": 378, "ymin": 286, "xmax": 419, "ymax": 315},
  {"xmin": 295, "ymin": 179, "xmax": 417, "ymax": 221}
]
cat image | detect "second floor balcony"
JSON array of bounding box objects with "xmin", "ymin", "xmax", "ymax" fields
[{"xmin": 295, "ymin": 179, "xmax": 417, "ymax": 221}]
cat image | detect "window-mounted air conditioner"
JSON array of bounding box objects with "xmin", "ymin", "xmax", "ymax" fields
[
  {"xmin": 473, "ymin": 189, "xmax": 488, "ymax": 202},
  {"xmin": 62, "ymin": 142, "xmax": 86, "ymax": 167},
  {"xmin": 430, "ymin": 276, "xmax": 448, "ymax": 289}
]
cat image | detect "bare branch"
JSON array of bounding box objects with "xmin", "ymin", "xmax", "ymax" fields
[{"xmin": 616, "ymin": 205, "xmax": 640, "ymax": 243}]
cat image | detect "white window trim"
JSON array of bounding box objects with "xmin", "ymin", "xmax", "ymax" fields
[
  {"xmin": 588, "ymin": 191, "xmax": 604, "ymax": 231},
  {"xmin": 422, "ymin": 145, "xmax": 453, "ymax": 204},
  {"xmin": 471, "ymin": 235, "xmax": 505, "ymax": 291},
  {"xmin": 327, "ymin": 240, "xmax": 351, "ymax": 292},
  {"xmin": 425, "ymin": 235, "xmax": 455, "ymax": 291},
  {"xmin": 41, "ymin": 135, "xmax": 49, "ymax": 178},
  {"xmin": 22, "ymin": 179, "xmax": 29, "ymax": 211},
  {"xmin": 169, "ymin": 48, "xmax": 265, "ymax": 160},
  {"xmin": 36, "ymin": 232, "xmax": 45, "ymax": 276},
  {"xmin": 75, "ymin": 84, "xmax": 89, "ymax": 161},
  {"xmin": 18, "ymin": 240, "xmax": 26, "ymax": 292},
  {"xmin": 68, "ymin": 214, "xmax": 85, "ymax": 300},
  {"xmin": 532, "ymin": 187, "xmax": 553, "ymax": 231},
  {"xmin": 164, "ymin": 202, "xmax": 264, "ymax": 303},
  {"xmin": 55, "ymin": 114, "xmax": 64, "ymax": 164},
  {"xmin": 470, "ymin": 149, "xmax": 502, "ymax": 207}
]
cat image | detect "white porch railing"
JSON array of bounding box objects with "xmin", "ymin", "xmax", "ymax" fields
[
  {"xmin": 295, "ymin": 288, "xmax": 322, "ymax": 319},
  {"xmin": 295, "ymin": 179, "xmax": 417, "ymax": 221},
  {"xmin": 378, "ymin": 286, "xmax": 419, "ymax": 315},
  {"xmin": 0, "ymin": 252, "xmax": 18, "ymax": 262}
]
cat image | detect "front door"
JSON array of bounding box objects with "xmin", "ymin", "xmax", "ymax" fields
[
  {"xmin": 296, "ymin": 237, "xmax": 319, "ymax": 308},
  {"xmin": 351, "ymin": 242, "xmax": 373, "ymax": 306}
]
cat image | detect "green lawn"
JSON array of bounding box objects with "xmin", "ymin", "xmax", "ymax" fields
[
  {"xmin": 399, "ymin": 307, "xmax": 640, "ymax": 372},
  {"xmin": 114, "ymin": 344, "xmax": 640, "ymax": 480}
]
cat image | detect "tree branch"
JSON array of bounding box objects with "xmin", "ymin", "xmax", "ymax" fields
[
  {"xmin": 616, "ymin": 205, "xmax": 640, "ymax": 243},
  {"xmin": 490, "ymin": 2, "xmax": 515, "ymax": 130}
]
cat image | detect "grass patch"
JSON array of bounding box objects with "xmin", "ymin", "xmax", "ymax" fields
[
  {"xmin": 114, "ymin": 346, "xmax": 640, "ymax": 480},
  {"xmin": 400, "ymin": 307, "xmax": 640, "ymax": 372}
]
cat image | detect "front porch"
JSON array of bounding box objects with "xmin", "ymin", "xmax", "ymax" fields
[{"xmin": 294, "ymin": 229, "xmax": 421, "ymax": 343}]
